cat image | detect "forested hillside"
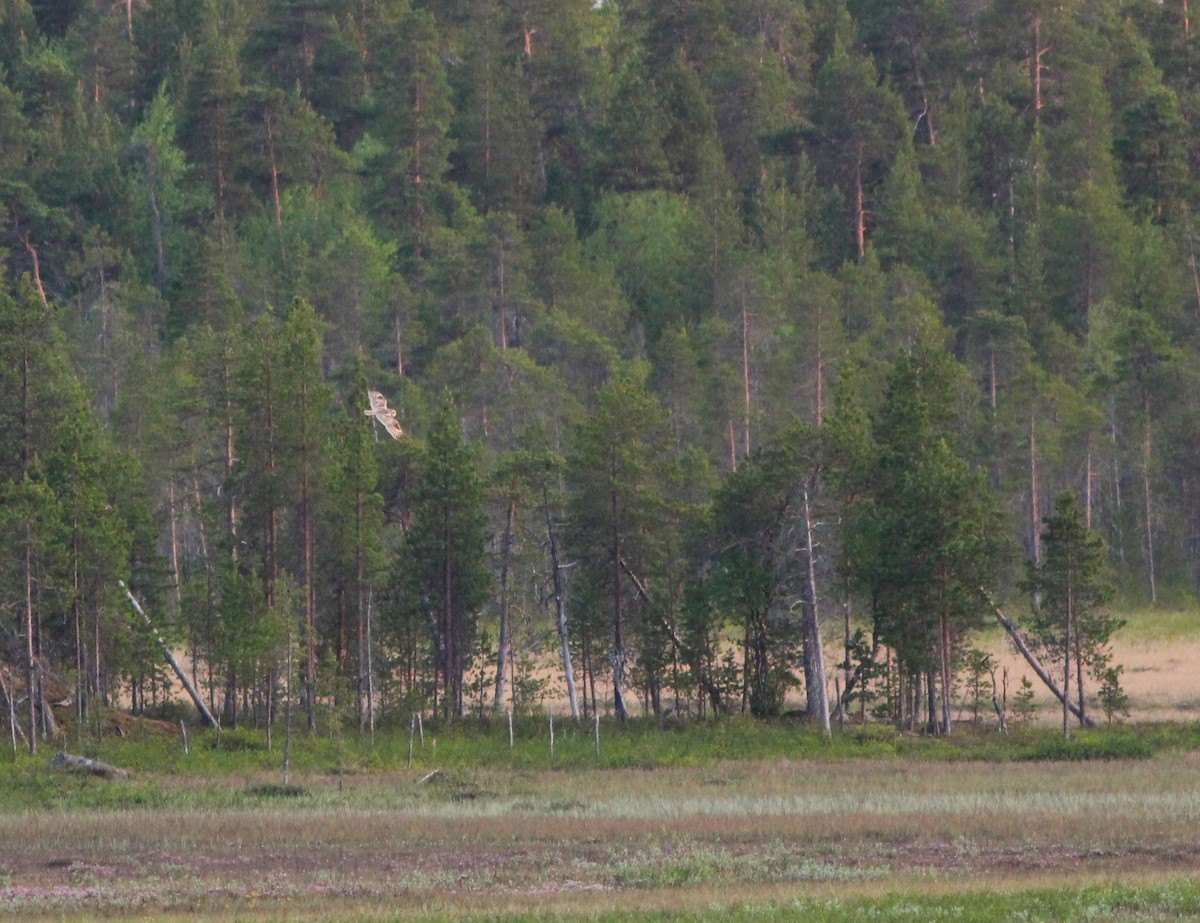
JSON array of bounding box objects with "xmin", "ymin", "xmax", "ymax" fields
[{"xmin": 1, "ymin": 0, "xmax": 1197, "ymax": 746}]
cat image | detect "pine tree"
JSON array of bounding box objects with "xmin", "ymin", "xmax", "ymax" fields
[
  {"xmin": 1023, "ymin": 491, "xmax": 1117, "ymax": 737},
  {"xmin": 400, "ymin": 397, "xmax": 490, "ymax": 721},
  {"xmin": 855, "ymin": 345, "xmax": 1003, "ymax": 735},
  {"xmin": 566, "ymin": 370, "xmax": 671, "ymax": 720},
  {"xmin": 322, "ymin": 362, "xmax": 384, "ymax": 733}
]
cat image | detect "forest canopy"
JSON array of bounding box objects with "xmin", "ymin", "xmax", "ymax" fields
[{"xmin": 0, "ymin": 0, "xmax": 1196, "ymax": 745}]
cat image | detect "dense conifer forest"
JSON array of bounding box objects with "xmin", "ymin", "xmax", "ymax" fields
[{"xmin": 1, "ymin": 0, "xmax": 1197, "ymax": 745}]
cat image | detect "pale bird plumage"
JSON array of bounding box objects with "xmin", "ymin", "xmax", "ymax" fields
[{"xmin": 365, "ymin": 389, "xmax": 404, "ymax": 440}]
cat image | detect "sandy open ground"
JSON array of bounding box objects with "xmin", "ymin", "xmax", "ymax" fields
[
  {"xmin": 1104, "ymin": 639, "xmax": 1200, "ymax": 720},
  {"xmin": 991, "ymin": 636, "xmax": 1200, "ymax": 724}
]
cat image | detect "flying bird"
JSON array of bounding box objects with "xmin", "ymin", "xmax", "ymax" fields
[{"xmin": 365, "ymin": 388, "xmax": 405, "ymax": 440}]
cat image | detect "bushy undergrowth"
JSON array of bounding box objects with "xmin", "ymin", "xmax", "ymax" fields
[{"xmin": 0, "ymin": 758, "xmax": 169, "ymax": 811}]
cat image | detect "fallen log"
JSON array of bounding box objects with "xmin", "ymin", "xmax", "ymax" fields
[
  {"xmin": 50, "ymin": 751, "xmax": 130, "ymax": 780},
  {"xmin": 993, "ymin": 604, "xmax": 1096, "ymax": 729}
]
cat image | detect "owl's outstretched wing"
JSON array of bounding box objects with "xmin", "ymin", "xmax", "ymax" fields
[{"xmin": 365, "ymin": 389, "xmax": 405, "ymax": 440}]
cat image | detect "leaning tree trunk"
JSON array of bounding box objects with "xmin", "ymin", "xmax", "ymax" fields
[
  {"xmin": 993, "ymin": 604, "xmax": 1095, "ymax": 729},
  {"xmin": 120, "ymin": 581, "xmax": 220, "ymax": 730}
]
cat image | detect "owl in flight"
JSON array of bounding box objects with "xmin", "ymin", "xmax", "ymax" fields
[{"xmin": 365, "ymin": 389, "xmax": 405, "ymax": 440}]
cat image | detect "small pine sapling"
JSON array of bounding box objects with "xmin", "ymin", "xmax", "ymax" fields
[
  {"xmin": 1012, "ymin": 676, "xmax": 1037, "ymax": 725},
  {"xmin": 1095, "ymin": 654, "xmax": 1130, "ymax": 724}
]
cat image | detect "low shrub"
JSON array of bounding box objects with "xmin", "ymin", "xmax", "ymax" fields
[{"xmin": 1018, "ymin": 731, "xmax": 1154, "ymax": 761}]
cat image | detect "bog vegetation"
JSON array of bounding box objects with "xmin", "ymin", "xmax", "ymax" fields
[
  {"xmin": 1, "ymin": 0, "xmax": 1199, "ymax": 750},
  {"xmin": 4, "ymin": 731, "xmax": 1200, "ymax": 921}
]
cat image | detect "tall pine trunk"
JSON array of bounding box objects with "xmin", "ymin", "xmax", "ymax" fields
[
  {"xmin": 493, "ymin": 499, "xmax": 516, "ymax": 712},
  {"xmin": 801, "ymin": 483, "xmax": 830, "ymax": 734},
  {"xmin": 1141, "ymin": 406, "xmax": 1157, "ymax": 604},
  {"xmin": 24, "ymin": 539, "xmax": 36, "ymax": 755},
  {"xmin": 545, "ymin": 487, "xmax": 579, "ymax": 720}
]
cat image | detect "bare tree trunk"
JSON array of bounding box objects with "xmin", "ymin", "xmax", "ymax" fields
[
  {"xmin": 843, "ymin": 602, "xmax": 853, "ymax": 692},
  {"xmin": 989, "ymin": 345, "xmax": 997, "ymax": 411},
  {"xmin": 71, "ymin": 510, "xmax": 86, "ymax": 729},
  {"xmin": 992, "ymin": 604, "xmax": 1096, "ymax": 728},
  {"xmin": 21, "ymin": 235, "xmax": 48, "ymax": 308},
  {"xmin": 283, "ymin": 606, "xmax": 293, "ymax": 784},
  {"xmin": 940, "ymin": 614, "xmax": 952, "ymax": 736},
  {"xmin": 120, "ymin": 581, "xmax": 220, "ymax": 729},
  {"xmin": 611, "ymin": 531, "xmax": 627, "ymax": 720},
  {"xmin": 495, "ymin": 241, "xmax": 508, "ymax": 350},
  {"xmin": 137, "ymin": 146, "xmax": 168, "ymax": 293},
  {"xmin": 926, "ymin": 670, "xmax": 937, "ymax": 735},
  {"xmin": 168, "ymin": 479, "xmax": 183, "ymax": 613},
  {"xmin": 1063, "ymin": 582, "xmax": 1072, "ymax": 739},
  {"xmin": 355, "ymin": 588, "xmax": 365, "ymax": 730},
  {"xmin": 223, "ymin": 354, "xmax": 239, "ymax": 561},
  {"xmin": 1033, "ymin": 17, "xmax": 1047, "ymax": 121},
  {"xmin": 2, "ymin": 668, "xmax": 27, "ymax": 750},
  {"xmin": 25, "ymin": 540, "xmax": 36, "ymax": 755},
  {"xmin": 814, "ymin": 306, "xmax": 825, "ymax": 427},
  {"xmin": 1085, "ymin": 444, "xmax": 1094, "ymax": 530},
  {"xmin": 265, "ymin": 112, "xmax": 283, "ymax": 228},
  {"xmin": 94, "ymin": 599, "xmax": 104, "ymax": 709},
  {"xmin": 854, "ymin": 145, "xmax": 866, "ymax": 260},
  {"xmin": 365, "ymin": 590, "xmax": 376, "ymax": 742},
  {"xmin": 301, "ymin": 439, "xmax": 316, "ymax": 732},
  {"xmin": 544, "ymin": 486, "xmax": 579, "ymax": 720},
  {"xmin": 493, "ymin": 498, "xmax": 516, "ymax": 712},
  {"xmin": 989, "ymin": 664, "xmax": 1009, "ymax": 733},
  {"xmin": 740, "ymin": 281, "xmax": 751, "ymax": 461},
  {"xmin": 1029, "ymin": 412, "xmax": 1041, "ymax": 563},
  {"xmin": 442, "ymin": 521, "xmax": 455, "ymax": 722},
  {"xmin": 1142, "ymin": 409, "xmax": 1157, "ymax": 604},
  {"xmin": 801, "ymin": 483, "xmax": 830, "ymax": 735}
]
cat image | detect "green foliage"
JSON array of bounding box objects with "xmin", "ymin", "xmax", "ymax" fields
[
  {"xmin": 851, "ymin": 346, "xmax": 1005, "ymax": 731},
  {"xmin": 397, "ymin": 397, "xmax": 491, "ymax": 720},
  {"xmin": 566, "ymin": 370, "xmax": 674, "ymax": 720},
  {"xmin": 4, "ymin": 0, "xmax": 1200, "ymax": 745},
  {"xmin": 1012, "ymin": 676, "xmax": 1037, "ymax": 725},
  {"xmin": 1096, "ymin": 658, "xmax": 1131, "ymax": 725},
  {"xmin": 1023, "ymin": 491, "xmax": 1119, "ymax": 733},
  {"xmin": 1018, "ymin": 732, "xmax": 1153, "ymax": 762}
]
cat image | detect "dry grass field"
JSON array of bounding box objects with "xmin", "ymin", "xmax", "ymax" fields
[
  {"xmin": 3, "ymin": 758, "xmax": 1200, "ymax": 921},
  {"xmin": 992, "ymin": 605, "xmax": 1200, "ymax": 724}
]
